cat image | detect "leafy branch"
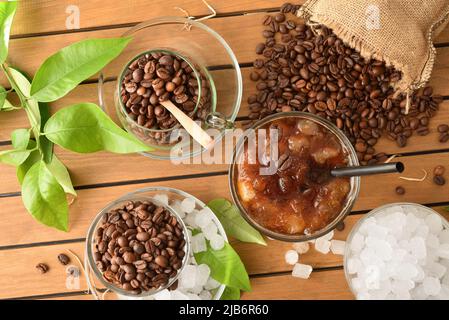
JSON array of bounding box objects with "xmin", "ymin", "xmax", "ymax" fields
[{"xmin": 0, "ymin": 1, "xmax": 152, "ymax": 231}]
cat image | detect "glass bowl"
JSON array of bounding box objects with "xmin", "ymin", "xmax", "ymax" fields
[
  {"xmin": 98, "ymin": 16, "xmax": 243, "ymax": 160},
  {"xmin": 229, "ymin": 111, "xmax": 361, "ymax": 242},
  {"xmin": 343, "ymin": 202, "xmax": 449, "ymax": 299},
  {"xmin": 85, "ymin": 186, "xmax": 227, "ymax": 300}
]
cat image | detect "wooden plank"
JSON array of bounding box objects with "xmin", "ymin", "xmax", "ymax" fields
[
  {"xmin": 1, "ymin": 152, "xmax": 449, "ymax": 247},
  {"xmin": 1, "ymin": 207, "xmax": 447, "ymax": 299},
  {"xmin": 4, "ymin": 12, "xmax": 449, "ymax": 93},
  {"xmin": 12, "ymin": 0, "xmax": 291, "ymax": 36},
  {"xmin": 39, "ymin": 269, "xmax": 353, "ymax": 300}
]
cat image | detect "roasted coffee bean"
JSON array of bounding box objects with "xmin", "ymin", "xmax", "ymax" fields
[
  {"xmin": 438, "ymin": 124, "xmax": 449, "ymax": 133},
  {"xmin": 36, "ymin": 263, "xmax": 49, "ymax": 274},
  {"xmin": 395, "ymin": 186, "xmax": 405, "ymax": 195},
  {"xmin": 434, "ymin": 165, "xmax": 445, "ymax": 176},
  {"xmin": 247, "ymin": 9, "xmax": 443, "ymax": 165},
  {"xmin": 336, "ymin": 221, "xmax": 345, "ymax": 232},
  {"xmin": 57, "ymin": 254, "xmax": 70, "ymax": 266},
  {"xmin": 433, "ymin": 175, "xmax": 446, "ymax": 186}
]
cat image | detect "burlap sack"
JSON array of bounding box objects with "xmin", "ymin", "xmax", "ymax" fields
[{"xmin": 297, "ymin": 0, "xmax": 449, "ymax": 97}]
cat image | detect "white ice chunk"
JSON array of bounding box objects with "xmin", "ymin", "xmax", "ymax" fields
[
  {"xmin": 195, "ymin": 208, "xmax": 214, "ymax": 229},
  {"xmin": 425, "ymin": 214, "xmax": 443, "ymax": 234},
  {"xmin": 196, "ymin": 264, "xmax": 211, "ymax": 287},
  {"xmin": 350, "ymin": 233, "xmax": 365, "ymax": 253},
  {"xmin": 170, "ymin": 200, "xmax": 186, "ymax": 219},
  {"xmin": 181, "ymin": 197, "xmax": 196, "ymax": 214},
  {"xmin": 292, "ymin": 242, "xmax": 310, "ymax": 254},
  {"xmin": 153, "ymin": 194, "xmax": 169, "ymax": 206},
  {"xmin": 314, "ymin": 238, "xmax": 331, "ymax": 254},
  {"xmin": 204, "ymin": 277, "xmax": 221, "ymax": 290},
  {"xmin": 285, "ymin": 250, "xmax": 299, "ymax": 265},
  {"xmin": 192, "ymin": 233, "xmax": 207, "ymax": 253},
  {"xmin": 178, "ymin": 265, "xmax": 197, "ymax": 289},
  {"xmin": 437, "ymin": 243, "xmax": 449, "ymax": 259},
  {"xmin": 423, "ymin": 277, "xmax": 442, "ymax": 296},
  {"xmin": 171, "ymin": 290, "xmax": 190, "ymax": 300},
  {"xmin": 330, "ymin": 240, "xmax": 345, "ymax": 255},
  {"xmin": 210, "ymin": 234, "xmax": 225, "ymax": 251},
  {"xmin": 153, "ymin": 289, "xmax": 171, "ymax": 300},
  {"xmin": 199, "ymin": 290, "xmax": 212, "ymax": 300},
  {"xmin": 292, "ymin": 263, "xmax": 313, "ymax": 279},
  {"xmin": 184, "ymin": 210, "xmax": 199, "ymax": 228},
  {"xmin": 347, "ymin": 257, "xmax": 362, "ymax": 275},
  {"xmin": 202, "ymin": 221, "xmax": 218, "ymax": 240},
  {"xmin": 410, "ymin": 237, "xmax": 427, "ymax": 260},
  {"xmin": 438, "ymin": 229, "xmax": 449, "ymax": 244}
]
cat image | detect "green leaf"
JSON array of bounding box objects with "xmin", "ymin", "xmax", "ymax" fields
[
  {"xmin": 220, "ymin": 286, "xmax": 241, "ymax": 300},
  {"xmin": 38, "ymin": 101, "xmax": 54, "ymax": 163},
  {"xmin": 0, "ymin": 85, "xmax": 6, "ymax": 108},
  {"xmin": 194, "ymin": 240, "xmax": 251, "ymax": 292},
  {"xmin": 0, "ymin": 1, "xmax": 17, "ymax": 63},
  {"xmin": 7, "ymin": 67, "xmax": 41, "ymax": 128},
  {"xmin": 31, "ymin": 37, "xmax": 132, "ymax": 102},
  {"xmin": 17, "ymin": 144, "xmax": 40, "ymax": 185},
  {"xmin": 11, "ymin": 129, "xmax": 30, "ymax": 150},
  {"xmin": 0, "ymin": 98, "xmax": 18, "ymax": 111},
  {"xmin": 0, "ymin": 148, "xmax": 32, "ymax": 166},
  {"xmin": 46, "ymin": 155, "xmax": 76, "ymax": 196},
  {"xmin": 44, "ymin": 103, "xmax": 152, "ymax": 154},
  {"xmin": 22, "ymin": 161, "xmax": 69, "ymax": 231},
  {"xmin": 208, "ymin": 198, "xmax": 267, "ymax": 246}
]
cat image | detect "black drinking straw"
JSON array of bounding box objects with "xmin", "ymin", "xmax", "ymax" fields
[{"xmin": 330, "ymin": 162, "xmax": 405, "ymax": 178}]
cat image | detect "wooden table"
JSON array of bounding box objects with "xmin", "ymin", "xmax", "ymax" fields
[{"xmin": 1, "ymin": 0, "xmax": 449, "ymax": 300}]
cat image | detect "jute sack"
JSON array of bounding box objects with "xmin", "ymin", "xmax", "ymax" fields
[{"xmin": 297, "ymin": 0, "xmax": 449, "ymax": 101}]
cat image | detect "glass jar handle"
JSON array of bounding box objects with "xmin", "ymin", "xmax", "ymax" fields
[{"xmin": 205, "ymin": 111, "xmax": 234, "ymax": 130}]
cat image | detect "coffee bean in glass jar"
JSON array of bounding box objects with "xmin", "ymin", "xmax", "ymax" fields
[
  {"xmin": 119, "ymin": 50, "xmax": 212, "ymax": 145},
  {"xmin": 235, "ymin": 116, "xmax": 351, "ymax": 236},
  {"xmin": 247, "ymin": 5, "xmax": 443, "ymax": 165},
  {"xmin": 93, "ymin": 200, "xmax": 187, "ymax": 294}
]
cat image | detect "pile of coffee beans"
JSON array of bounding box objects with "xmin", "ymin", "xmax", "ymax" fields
[
  {"xmin": 120, "ymin": 51, "xmax": 212, "ymax": 144},
  {"xmin": 93, "ymin": 200, "xmax": 187, "ymax": 294},
  {"xmin": 247, "ymin": 4, "xmax": 444, "ymax": 165}
]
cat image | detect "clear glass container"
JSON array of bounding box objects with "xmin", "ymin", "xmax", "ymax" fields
[
  {"xmin": 229, "ymin": 111, "xmax": 361, "ymax": 242},
  {"xmin": 344, "ymin": 202, "xmax": 449, "ymax": 298},
  {"xmin": 85, "ymin": 187, "xmax": 227, "ymax": 300},
  {"xmin": 98, "ymin": 17, "xmax": 242, "ymax": 160}
]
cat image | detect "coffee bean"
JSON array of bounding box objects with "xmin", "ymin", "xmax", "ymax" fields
[
  {"xmin": 395, "ymin": 186, "xmax": 405, "ymax": 195},
  {"xmin": 57, "ymin": 254, "xmax": 70, "ymax": 266},
  {"xmin": 336, "ymin": 221, "xmax": 345, "ymax": 232},
  {"xmin": 433, "ymin": 175, "xmax": 446, "ymax": 186},
  {"xmin": 434, "ymin": 165, "xmax": 445, "ymax": 176},
  {"xmin": 155, "ymin": 255, "xmax": 169, "ymax": 268},
  {"xmin": 438, "ymin": 124, "xmax": 449, "ymax": 133},
  {"xmin": 36, "ymin": 263, "xmax": 49, "ymax": 274}
]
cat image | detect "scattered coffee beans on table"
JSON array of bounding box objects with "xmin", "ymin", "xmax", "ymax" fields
[
  {"xmin": 120, "ymin": 51, "xmax": 212, "ymax": 144},
  {"xmin": 93, "ymin": 200, "xmax": 186, "ymax": 294},
  {"xmin": 248, "ymin": 5, "xmax": 443, "ymax": 165},
  {"xmin": 36, "ymin": 263, "xmax": 49, "ymax": 274},
  {"xmin": 57, "ymin": 253, "xmax": 70, "ymax": 265},
  {"xmin": 433, "ymin": 165, "xmax": 446, "ymax": 186}
]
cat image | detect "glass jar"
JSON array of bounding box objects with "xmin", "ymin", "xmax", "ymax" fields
[
  {"xmin": 229, "ymin": 111, "xmax": 361, "ymax": 242},
  {"xmin": 98, "ymin": 17, "xmax": 242, "ymax": 160},
  {"xmin": 84, "ymin": 187, "xmax": 227, "ymax": 300}
]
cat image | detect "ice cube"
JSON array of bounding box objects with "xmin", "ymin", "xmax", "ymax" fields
[
  {"xmin": 423, "ymin": 277, "xmax": 442, "ymax": 296},
  {"xmin": 293, "ymin": 242, "xmax": 310, "ymax": 254},
  {"xmin": 153, "ymin": 289, "xmax": 171, "ymax": 300},
  {"xmin": 437, "ymin": 243, "xmax": 449, "ymax": 259},
  {"xmin": 373, "ymin": 240, "xmax": 393, "ymax": 261},
  {"xmin": 315, "ymin": 238, "xmax": 331, "ymax": 254},
  {"xmin": 153, "ymin": 194, "xmax": 169, "ymax": 206},
  {"xmin": 350, "ymin": 233, "xmax": 365, "ymax": 253},
  {"xmin": 368, "ymin": 224, "xmax": 389, "ymax": 239},
  {"xmin": 186, "ymin": 293, "xmax": 201, "ymax": 300},
  {"xmin": 179, "ymin": 265, "xmax": 197, "ymax": 289},
  {"xmin": 411, "ymin": 284, "xmax": 428, "ymax": 300},
  {"xmin": 292, "ymin": 263, "xmax": 313, "ymax": 279},
  {"xmin": 285, "ymin": 250, "xmax": 299, "ymax": 265},
  {"xmin": 425, "ymin": 214, "xmax": 443, "ymax": 234},
  {"xmin": 210, "ymin": 234, "xmax": 225, "ymax": 251},
  {"xmin": 192, "ymin": 233, "xmax": 207, "ymax": 253},
  {"xmin": 347, "ymin": 257, "xmax": 362, "ymax": 275},
  {"xmin": 189, "ymin": 284, "xmax": 203, "ymax": 294},
  {"xmin": 204, "ymin": 277, "xmax": 221, "ymax": 290},
  {"xmin": 364, "ymin": 265, "xmax": 380, "ymax": 290},
  {"xmin": 426, "ymin": 234, "xmax": 440, "ymax": 249},
  {"xmin": 394, "ymin": 263, "xmax": 418, "ymax": 280},
  {"xmin": 195, "ymin": 208, "xmax": 214, "ymax": 229},
  {"xmin": 330, "ymin": 240, "xmax": 345, "ymax": 255},
  {"xmin": 196, "ymin": 264, "xmax": 211, "ymax": 287},
  {"xmin": 170, "ymin": 200, "xmax": 186, "ymax": 219},
  {"xmin": 410, "ymin": 237, "xmax": 427, "ymax": 260},
  {"xmin": 427, "ymin": 262, "xmax": 447, "ymax": 279},
  {"xmin": 321, "ymin": 230, "xmax": 334, "ymax": 241},
  {"xmin": 171, "ymin": 290, "xmax": 190, "ymax": 300},
  {"xmin": 184, "ymin": 210, "xmax": 198, "ymax": 228},
  {"xmin": 438, "ymin": 229, "xmax": 449, "ymax": 244},
  {"xmin": 181, "ymin": 197, "xmax": 196, "ymax": 214},
  {"xmin": 202, "ymin": 221, "xmax": 218, "ymax": 240},
  {"xmin": 199, "ymin": 290, "xmax": 212, "ymax": 300},
  {"xmin": 415, "ymin": 225, "xmax": 430, "ymax": 238}
]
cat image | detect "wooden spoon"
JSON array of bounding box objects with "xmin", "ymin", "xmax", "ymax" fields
[{"xmin": 160, "ymin": 100, "xmax": 214, "ymax": 149}]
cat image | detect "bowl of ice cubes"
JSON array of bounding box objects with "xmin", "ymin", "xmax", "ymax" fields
[
  {"xmin": 85, "ymin": 186, "xmax": 227, "ymax": 300},
  {"xmin": 344, "ymin": 202, "xmax": 449, "ymax": 300}
]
